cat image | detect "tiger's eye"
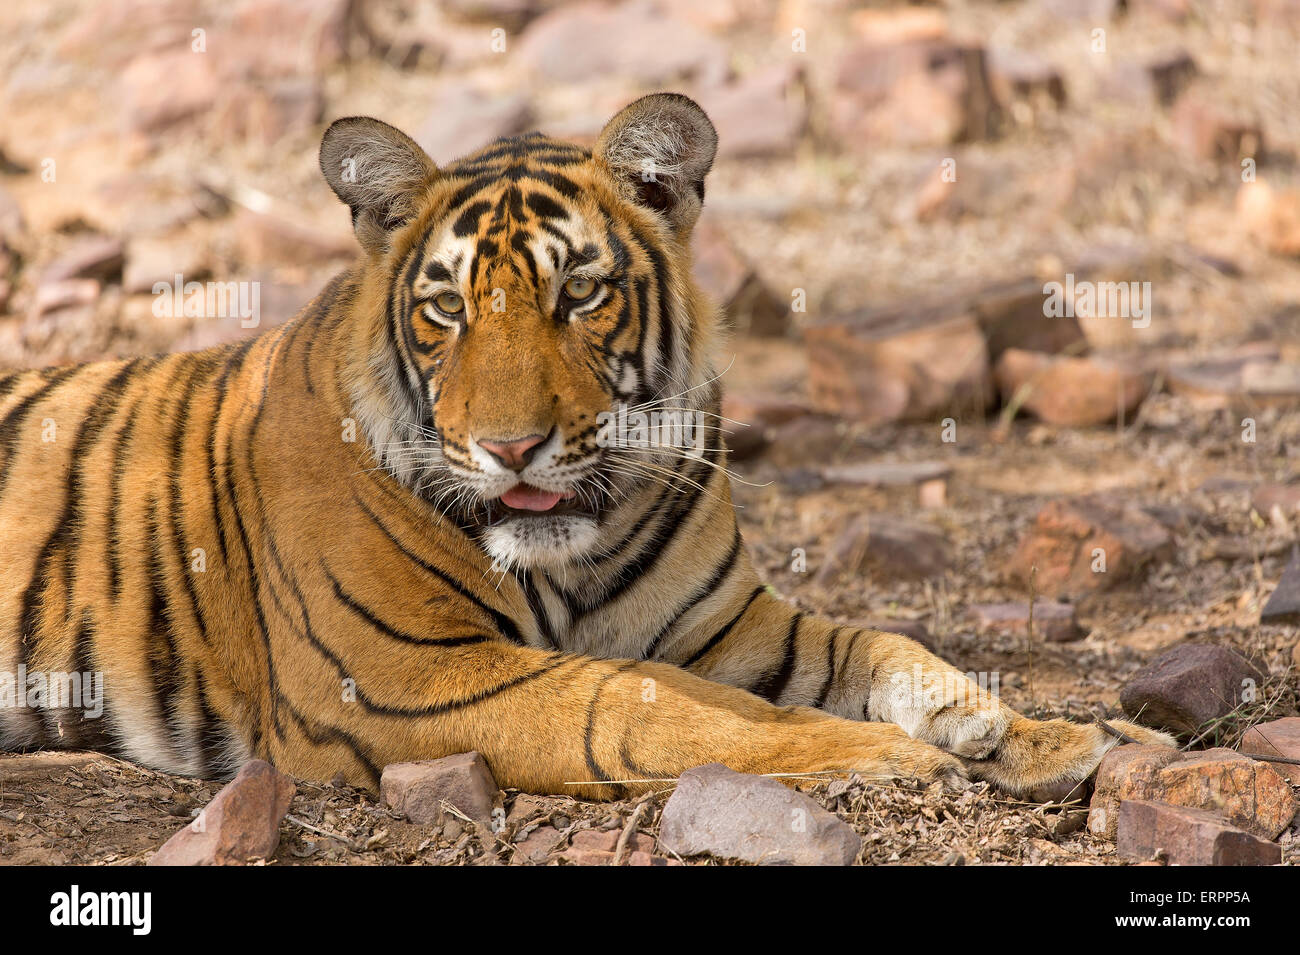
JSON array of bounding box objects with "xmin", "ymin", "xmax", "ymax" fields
[
  {"xmin": 433, "ymin": 291, "xmax": 465, "ymax": 315},
  {"xmin": 563, "ymin": 277, "xmax": 597, "ymax": 301}
]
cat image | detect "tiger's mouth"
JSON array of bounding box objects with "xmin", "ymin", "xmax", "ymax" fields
[{"xmin": 486, "ymin": 483, "xmax": 596, "ymax": 523}]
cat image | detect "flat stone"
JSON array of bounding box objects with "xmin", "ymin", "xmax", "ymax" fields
[
  {"xmin": 1251, "ymin": 482, "xmax": 1300, "ymax": 517},
  {"xmin": 40, "ymin": 235, "xmax": 125, "ymax": 285},
  {"xmin": 1239, "ymin": 717, "xmax": 1300, "ymax": 785},
  {"xmin": 1120, "ymin": 643, "xmax": 1266, "ymax": 734},
  {"xmin": 32, "ymin": 279, "xmax": 100, "ymax": 316},
  {"xmin": 149, "ymin": 760, "xmax": 295, "ymax": 866},
  {"xmin": 815, "ymin": 513, "xmax": 952, "ymax": 585},
  {"xmin": 821, "ymin": 461, "xmax": 952, "ymax": 487},
  {"xmin": 804, "ymin": 308, "xmax": 992, "ymax": 426},
  {"xmin": 995, "ymin": 349, "xmax": 1151, "ymax": 428},
  {"xmin": 692, "ymin": 217, "xmax": 788, "ymax": 336},
  {"xmin": 658, "ymin": 763, "xmax": 861, "ymax": 865},
  {"xmin": 380, "ymin": 751, "xmax": 498, "ymax": 827},
  {"xmin": 830, "ymin": 38, "xmax": 1002, "ymax": 147},
  {"xmin": 970, "ymin": 600, "xmax": 1081, "ymax": 643},
  {"xmin": 700, "ymin": 62, "xmax": 809, "ymax": 160},
  {"xmin": 1116, "ymin": 799, "xmax": 1281, "ymax": 866},
  {"xmin": 1088, "ymin": 744, "xmax": 1295, "ymax": 840},
  {"xmin": 1261, "ymin": 549, "xmax": 1300, "ymax": 624}
]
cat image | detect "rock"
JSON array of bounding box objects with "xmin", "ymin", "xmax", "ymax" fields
[
  {"xmin": 1240, "ymin": 718, "xmax": 1300, "ymax": 785},
  {"xmin": 1238, "ymin": 181, "xmax": 1300, "ymax": 258},
  {"xmin": 1145, "ymin": 50, "xmax": 1198, "ymax": 106},
  {"xmin": 415, "ymin": 82, "xmax": 534, "ymax": 164},
  {"xmin": 554, "ymin": 828, "xmax": 675, "ymax": 866},
  {"xmin": 820, "ymin": 460, "xmax": 951, "ymax": 488},
  {"xmin": 122, "ymin": 50, "xmax": 221, "ymax": 133},
  {"xmin": 761, "ymin": 416, "xmax": 845, "ymax": 470},
  {"xmin": 123, "ymin": 237, "xmax": 209, "ymax": 295},
  {"xmin": 0, "ymin": 183, "xmax": 24, "ymax": 248},
  {"xmin": 1171, "ymin": 92, "xmax": 1263, "ymax": 164},
  {"xmin": 988, "ymin": 48, "xmax": 1066, "ymax": 126},
  {"xmin": 1120, "ymin": 644, "xmax": 1266, "ymax": 734},
  {"xmin": 229, "ymin": 0, "xmax": 351, "ymax": 78},
  {"xmin": 809, "ymin": 275, "xmax": 1088, "ymax": 420},
  {"xmin": 232, "ymin": 208, "xmax": 355, "ymax": 266},
  {"xmin": 849, "ymin": 5, "xmax": 949, "ymax": 43},
  {"xmin": 692, "ymin": 217, "xmax": 788, "ymax": 337},
  {"xmin": 1089, "ymin": 744, "xmax": 1295, "ymax": 840},
  {"xmin": 515, "ymin": 1, "xmax": 726, "ymax": 86},
  {"xmin": 1164, "ymin": 343, "xmax": 1300, "ymax": 410},
  {"xmin": 720, "ymin": 395, "xmax": 812, "ymax": 461},
  {"xmin": 1007, "ymin": 496, "xmax": 1173, "ymax": 598},
  {"xmin": 994, "ymin": 349, "xmax": 1151, "ymax": 427},
  {"xmin": 815, "ymin": 514, "xmax": 952, "ymax": 585},
  {"xmin": 32, "ymin": 279, "xmax": 100, "ymax": 316},
  {"xmin": 804, "ymin": 307, "xmax": 991, "ymax": 426},
  {"xmin": 1251, "ymin": 483, "xmax": 1300, "ymax": 519},
  {"xmin": 214, "ymin": 77, "xmax": 324, "ymax": 146},
  {"xmin": 700, "ymin": 63, "xmax": 809, "ymax": 160},
  {"xmin": 1261, "ymin": 549, "xmax": 1300, "ymax": 624},
  {"xmin": 970, "ymin": 601, "xmax": 1081, "ymax": 643},
  {"xmin": 917, "ymin": 478, "xmax": 946, "ymax": 510},
  {"xmin": 831, "ymin": 38, "xmax": 1002, "ymax": 147},
  {"xmin": 149, "ymin": 760, "xmax": 295, "ymax": 866},
  {"xmin": 1116, "ymin": 800, "xmax": 1282, "ymax": 866},
  {"xmin": 511, "ymin": 824, "xmax": 563, "ymax": 863},
  {"xmin": 380, "ymin": 751, "xmax": 498, "ymax": 827},
  {"xmin": 658, "ymin": 763, "xmax": 861, "ymax": 865},
  {"xmin": 41, "ymin": 235, "xmax": 125, "ymax": 285}
]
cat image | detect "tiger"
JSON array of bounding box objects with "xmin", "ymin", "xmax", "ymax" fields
[{"xmin": 0, "ymin": 93, "xmax": 1173, "ymax": 802}]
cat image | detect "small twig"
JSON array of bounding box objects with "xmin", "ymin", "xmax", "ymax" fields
[
  {"xmin": 285, "ymin": 814, "xmax": 357, "ymax": 849},
  {"xmin": 613, "ymin": 798, "xmax": 650, "ymax": 866}
]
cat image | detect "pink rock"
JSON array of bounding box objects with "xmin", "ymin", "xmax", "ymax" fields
[{"xmin": 149, "ymin": 760, "xmax": 295, "ymax": 866}]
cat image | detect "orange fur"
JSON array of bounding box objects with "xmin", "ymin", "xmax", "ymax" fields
[{"xmin": 0, "ymin": 96, "xmax": 1171, "ymax": 797}]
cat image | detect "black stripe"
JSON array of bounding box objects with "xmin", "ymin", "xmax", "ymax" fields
[
  {"xmin": 749, "ymin": 613, "xmax": 804, "ymax": 703},
  {"xmin": 65, "ymin": 611, "xmax": 123, "ymax": 755},
  {"xmin": 354, "ymin": 494, "xmax": 526, "ymax": 645},
  {"xmin": 569, "ymin": 447, "xmax": 718, "ymax": 619},
  {"xmin": 813, "ymin": 627, "xmax": 842, "ymax": 709},
  {"xmin": 641, "ymin": 526, "xmax": 742, "ymax": 659},
  {"xmin": 583, "ymin": 663, "xmax": 634, "ymax": 784},
  {"xmin": 145, "ymin": 498, "xmax": 189, "ymax": 764},
  {"xmin": 325, "ymin": 565, "xmax": 488, "ymax": 647},
  {"xmin": 682, "ymin": 586, "xmax": 765, "ymax": 667},
  {"xmin": 0, "ymin": 365, "xmax": 83, "ymax": 499}
]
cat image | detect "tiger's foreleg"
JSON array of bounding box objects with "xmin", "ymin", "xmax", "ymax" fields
[
  {"xmin": 678, "ymin": 589, "xmax": 1175, "ymax": 798},
  {"xmin": 272, "ymin": 640, "xmax": 964, "ymax": 797}
]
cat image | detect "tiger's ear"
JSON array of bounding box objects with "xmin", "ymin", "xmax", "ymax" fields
[
  {"xmin": 594, "ymin": 93, "xmax": 717, "ymax": 234},
  {"xmin": 319, "ymin": 117, "xmax": 438, "ymax": 254}
]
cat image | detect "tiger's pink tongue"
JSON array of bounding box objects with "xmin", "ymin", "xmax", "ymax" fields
[{"xmin": 501, "ymin": 484, "xmax": 564, "ymax": 512}]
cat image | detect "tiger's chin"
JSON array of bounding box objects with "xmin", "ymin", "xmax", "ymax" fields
[{"xmin": 481, "ymin": 513, "xmax": 601, "ymax": 570}]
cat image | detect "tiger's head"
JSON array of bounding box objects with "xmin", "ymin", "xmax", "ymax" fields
[{"xmin": 321, "ymin": 94, "xmax": 723, "ymax": 571}]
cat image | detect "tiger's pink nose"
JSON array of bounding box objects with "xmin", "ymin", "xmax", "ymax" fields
[{"xmin": 477, "ymin": 433, "xmax": 546, "ymax": 471}]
